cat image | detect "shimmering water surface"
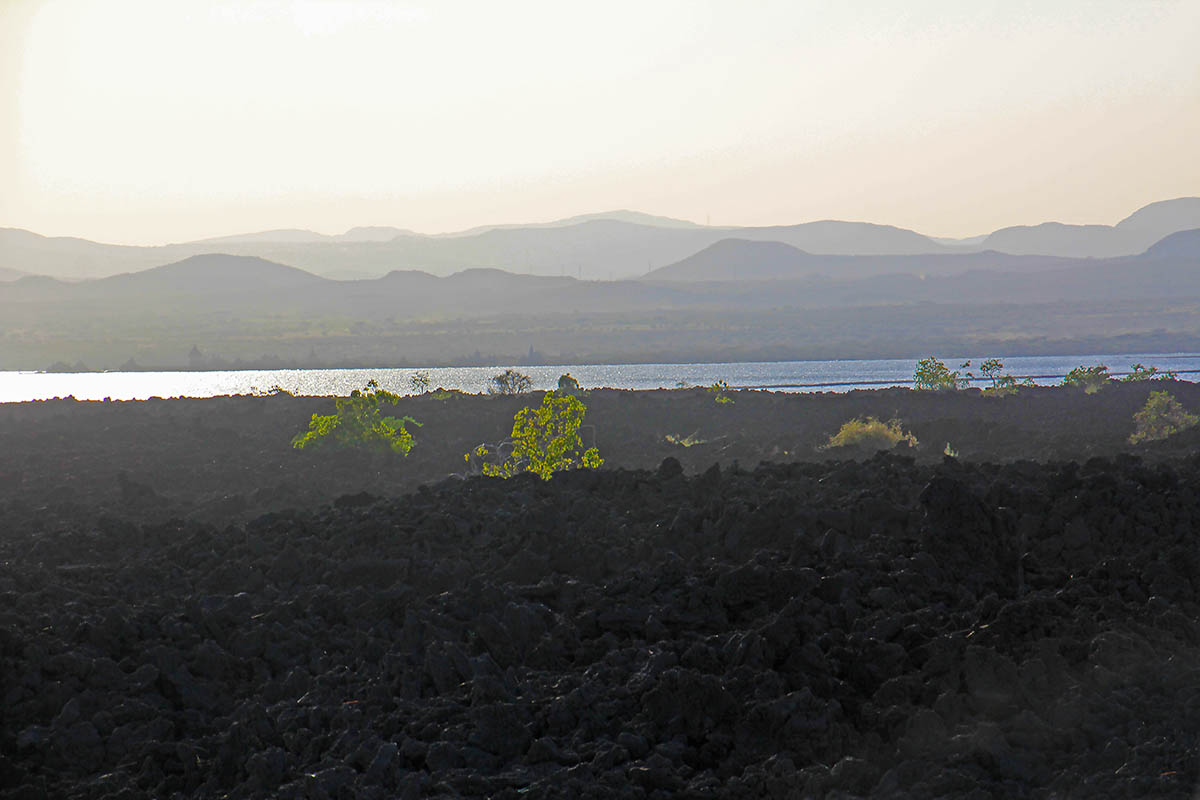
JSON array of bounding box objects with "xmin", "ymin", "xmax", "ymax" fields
[{"xmin": 3, "ymin": 353, "xmax": 1200, "ymax": 402}]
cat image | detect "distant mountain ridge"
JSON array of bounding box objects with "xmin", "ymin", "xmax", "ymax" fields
[
  {"xmin": 99, "ymin": 254, "xmax": 324, "ymax": 294},
  {"xmin": 980, "ymin": 197, "xmax": 1200, "ymax": 257},
  {"xmin": 647, "ymin": 239, "xmax": 1087, "ymax": 282},
  {"xmin": 1142, "ymin": 228, "xmax": 1200, "ymax": 258},
  {"xmin": 5, "ymin": 231, "xmax": 1200, "ymax": 370},
  {"xmin": 4, "ymin": 197, "xmax": 1199, "ymax": 281},
  {"xmin": 5, "ymin": 226, "xmax": 1198, "ymax": 316},
  {"xmin": 0, "ymin": 217, "xmax": 947, "ymax": 282},
  {"xmin": 195, "ymin": 226, "xmax": 420, "ymax": 244}
]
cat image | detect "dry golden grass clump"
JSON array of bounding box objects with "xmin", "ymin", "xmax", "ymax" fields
[{"xmin": 821, "ymin": 416, "xmax": 917, "ymax": 452}]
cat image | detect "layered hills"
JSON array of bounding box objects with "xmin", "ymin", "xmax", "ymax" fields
[
  {"xmin": 4, "ymin": 198, "xmax": 1197, "ymax": 283},
  {"xmin": 0, "ymin": 217, "xmax": 948, "ymax": 282},
  {"xmin": 7, "ymin": 227, "xmax": 1197, "ymax": 318},
  {"xmin": 3, "ymin": 198, "xmax": 1200, "ymax": 369},
  {"xmin": 979, "ymin": 197, "xmax": 1200, "ymax": 257}
]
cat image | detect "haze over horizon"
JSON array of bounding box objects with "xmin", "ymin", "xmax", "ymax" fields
[{"xmin": 3, "ymin": 0, "xmax": 1199, "ymax": 246}]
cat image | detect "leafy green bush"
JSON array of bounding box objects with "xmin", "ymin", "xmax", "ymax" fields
[
  {"xmin": 1121, "ymin": 363, "xmax": 1178, "ymax": 382},
  {"xmin": 468, "ymin": 392, "xmax": 602, "ymax": 480},
  {"xmin": 1062, "ymin": 365, "xmax": 1111, "ymax": 393},
  {"xmin": 1129, "ymin": 390, "xmax": 1198, "ymax": 444},
  {"xmin": 488, "ymin": 368, "xmax": 533, "ymax": 395},
  {"xmin": 292, "ymin": 380, "xmax": 421, "ymax": 455},
  {"xmin": 820, "ymin": 417, "xmax": 917, "ymax": 451},
  {"xmin": 914, "ymin": 357, "xmax": 971, "ymax": 391}
]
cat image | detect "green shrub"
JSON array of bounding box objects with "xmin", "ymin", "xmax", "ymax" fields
[
  {"xmin": 1062, "ymin": 365, "xmax": 1110, "ymax": 393},
  {"xmin": 292, "ymin": 380, "xmax": 420, "ymax": 455},
  {"xmin": 914, "ymin": 357, "xmax": 971, "ymax": 391},
  {"xmin": 1129, "ymin": 390, "xmax": 1198, "ymax": 444},
  {"xmin": 488, "ymin": 368, "xmax": 533, "ymax": 395},
  {"xmin": 977, "ymin": 358, "xmax": 1033, "ymax": 395},
  {"xmin": 468, "ymin": 392, "xmax": 602, "ymax": 480},
  {"xmin": 707, "ymin": 380, "xmax": 735, "ymax": 404},
  {"xmin": 821, "ymin": 417, "xmax": 917, "ymax": 451},
  {"xmin": 1121, "ymin": 363, "xmax": 1178, "ymax": 382}
]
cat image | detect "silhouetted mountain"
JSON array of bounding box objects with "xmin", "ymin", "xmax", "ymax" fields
[
  {"xmin": 7, "ymin": 228, "xmax": 1200, "ymax": 369},
  {"xmin": 7, "ymin": 228, "xmax": 1198, "ymax": 318},
  {"xmin": 96, "ymin": 254, "xmax": 324, "ymax": 296},
  {"xmin": 0, "ymin": 217, "xmax": 945, "ymax": 281},
  {"xmin": 193, "ymin": 229, "xmax": 332, "ymax": 244},
  {"xmin": 6, "ymin": 198, "xmax": 1199, "ymax": 282},
  {"xmin": 648, "ymin": 239, "xmax": 820, "ymax": 280},
  {"xmin": 195, "ymin": 226, "xmax": 420, "ymax": 244},
  {"xmin": 0, "ymin": 228, "xmax": 174, "ymax": 280},
  {"xmin": 337, "ymin": 226, "xmax": 417, "ymax": 241},
  {"xmin": 1116, "ymin": 198, "xmax": 1200, "ymax": 241},
  {"xmin": 1141, "ymin": 228, "xmax": 1200, "ymax": 259},
  {"xmin": 729, "ymin": 220, "xmax": 945, "ymax": 255},
  {"xmin": 979, "ymin": 197, "xmax": 1200, "ymax": 257},
  {"xmin": 222, "ymin": 219, "xmax": 946, "ymax": 280},
  {"xmin": 648, "ymin": 239, "xmax": 1082, "ymax": 282},
  {"xmin": 981, "ymin": 222, "xmax": 1119, "ymax": 258},
  {"xmin": 443, "ymin": 210, "xmax": 704, "ymax": 237}
]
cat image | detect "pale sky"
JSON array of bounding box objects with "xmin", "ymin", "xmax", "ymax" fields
[{"xmin": 2, "ymin": 0, "xmax": 1198, "ymax": 244}]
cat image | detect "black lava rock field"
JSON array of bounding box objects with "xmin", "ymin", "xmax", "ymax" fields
[{"xmin": 3, "ymin": 386, "xmax": 1200, "ymax": 797}]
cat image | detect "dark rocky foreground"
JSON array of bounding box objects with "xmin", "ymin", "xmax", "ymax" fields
[
  {"xmin": 4, "ymin": 450, "xmax": 1200, "ymax": 797},
  {"xmin": 2, "ymin": 386, "xmax": 1200, "ymax": 797}
]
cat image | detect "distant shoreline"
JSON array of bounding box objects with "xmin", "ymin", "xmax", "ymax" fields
[{"xmin": 28, "ymin": 344, "xmax": 1200, "ymax": 375}]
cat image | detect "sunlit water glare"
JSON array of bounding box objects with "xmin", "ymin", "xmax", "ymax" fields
[{"xmin": 4, "ymin": 354, "xmax": 1200, "ymax": 402}]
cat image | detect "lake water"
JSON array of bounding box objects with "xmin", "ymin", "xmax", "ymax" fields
[{"xmin": 3, "ymin": 353, "xmax": 1200, "ymax": 403}]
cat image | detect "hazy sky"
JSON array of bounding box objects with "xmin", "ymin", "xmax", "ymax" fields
[{"xmin": 2, "ymin": 0, "xmax": 1198, "ymax": 244}]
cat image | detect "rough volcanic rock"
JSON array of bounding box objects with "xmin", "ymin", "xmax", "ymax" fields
[{"xmin": 2, "ymin": 448, "xmax": 1199, "ymax": 797}]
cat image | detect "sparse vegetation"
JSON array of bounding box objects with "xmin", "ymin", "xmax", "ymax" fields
[
  {"xmin": 978, "ymin": 358, "xmax": 1033, "ymax": 396},
  {"xmin": 821, "ymin": 417, "xmax": 918, "ymax": 451},
  {"xmin": 292, "ymin": 380, "xmax": 420, "ymax": 455},
  {"xmin": 913, "ymin": 357, "xmax": 972, "ymax": 391},
  {"xmin": 488, "ymin": 368, "xmax": 533, "ymax": 395},
  {"xmin": 409, "ymin": 371, "xmax": 432, "ymax": 393},
  {"xmin": 665, "ymin": 431, "xmax": 710, "ymax": 448},
  {"xmin": 557, "ymin": 373, "xmax": 581, "ymax": 394},
  {"xmin": 1121, "ymin": 363, "xmax": 1178, "ymax": 382},
  {"xmin": 707, "ymin": 380, "xmax": 735, "ymax": 404},
  {"xmin": 1062, "ymin": 365, "xmax": 1111, "ymax": 393},
  {"xmin": 248, "ymin": 384, "xmax": 292, "ymax": 397},
  {"xmin": 1129, "ymin": 390, "xmax": 1198, "ymax": 444},
  {"xmin": 467, "ymin": 392, "xmax": 602, "ymax": 480}
]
